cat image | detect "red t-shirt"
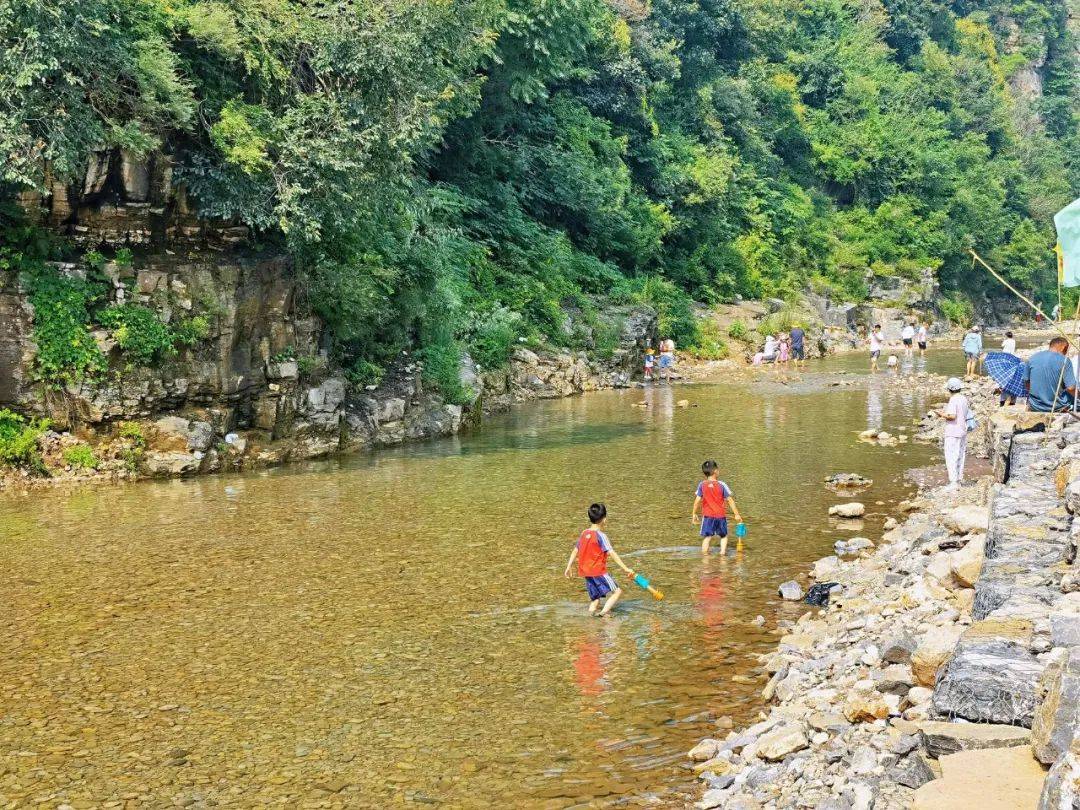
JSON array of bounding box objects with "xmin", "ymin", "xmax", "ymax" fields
[
  {"xmin": 577, "ymin": 528, "xmax": 612, "ymax": 576},
  {"xmin": 696, "ymin": 479, "xmax": 732, "ymax": 518}
]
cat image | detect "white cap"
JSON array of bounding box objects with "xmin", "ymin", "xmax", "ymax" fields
[{"xmin": 946, "ymin": 377, "xmax": 964, "ymax": 392}]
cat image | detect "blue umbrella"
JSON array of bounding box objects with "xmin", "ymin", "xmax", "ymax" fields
[{"xmin": 984, "ymin": 351, "xmax": 1025, "ymax": 397}]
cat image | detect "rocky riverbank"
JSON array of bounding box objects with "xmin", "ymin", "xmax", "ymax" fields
[
  {"xmin": 0, "ymin": 251, "xmax": 657, "ymax": 491},
  {"xmin": 688, "ymin": 399, "xmax": 1080, "ymax": 808}
]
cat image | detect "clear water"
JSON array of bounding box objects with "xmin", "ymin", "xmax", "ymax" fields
[{"xmin": 0, "ymin": 354, "xmax": 954, "ymax": 808}]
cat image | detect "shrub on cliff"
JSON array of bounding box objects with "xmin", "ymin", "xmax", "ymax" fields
[{"xmin": 0, "ymin": 409, "xmax": 49, "ymax": 475}]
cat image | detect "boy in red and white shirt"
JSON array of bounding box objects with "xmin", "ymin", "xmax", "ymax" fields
[
  {"xmin": 692, "ymin": 459, "xmax": 743, "ymax": 555},
  {"xmin": 564, "ymin": 503, "xmax": 635, "ymax": 616}
]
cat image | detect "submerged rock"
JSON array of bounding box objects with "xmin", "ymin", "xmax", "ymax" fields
[{"xmin": 778, "ymin": 580, "xmax": 804, "ymax": 600}]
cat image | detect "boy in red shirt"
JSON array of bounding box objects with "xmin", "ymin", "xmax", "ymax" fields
[
  {"xmin": 691, "ymin": 460, "xmax": 743, "ymax": 555},
  {"xmin": 564, "ymin": 503, "xmax": 636, "ymax": 616}
]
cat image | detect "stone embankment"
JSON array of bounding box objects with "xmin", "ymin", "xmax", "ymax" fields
[{"xmin": 689, "ymin": 408, "xmax": 1080, "ymax": 809}]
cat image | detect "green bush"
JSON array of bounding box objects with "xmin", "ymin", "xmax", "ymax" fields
[
  {"xmin": 728, "ymin": 320, "xmax": 748, "ymax": 340},
  {"xmin": 23, "ymin": 268, "xmax": 107, "ymax": 386},
  {"xmin": 97, "ymin": 304, "xmax": 178, "ymax": 364},
  {"xmin": 421, "ymin": 341, "xmax": 471, "ymax": 405},
  {"xmin": 117, "ymin": 421, "xmax": 146, "ymax": 447},
  {"xmin": 174, "ymin": 315, "xmax": 210, "ymax": 346},
  {"xmin": 345, "ymin": 359, "xmax": 384, "ymax": 389},
  {"xmin": 0, "ymin": 408, "xmax": 50, "ymax": 474},
  {"xmin": 689, "ymin": 319, "xmax": 729, "ymax": 360},
  {"xmin": 468, "ymin": 306, "xmax": 523, "ymax": 370},
  {"xmin": 63, "ymin": 444, "xmax": 99, "ymax": 470},
  {"xmin": 939, "ymin": 294, "xmax": 974, "ymax": 328}
]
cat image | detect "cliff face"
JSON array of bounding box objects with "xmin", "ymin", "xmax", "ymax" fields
[{"xmin": 0, "ymin": 198, "xmax": 654, "ymax": 481}]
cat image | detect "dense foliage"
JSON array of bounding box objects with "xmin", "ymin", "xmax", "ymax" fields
[{"xmin": 1, "ymin": 0, "xmax": 1076, "ymax": 381}]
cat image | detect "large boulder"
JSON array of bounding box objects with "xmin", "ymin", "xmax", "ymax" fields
[
  {"xmin": 912, "ymin": 746, "xmax": 1047, "ymax": 810},
  {"xmin": 1032, "ymin": 648, "xmax": 1080, "ymax": 765},
  {"xmin": 933, "ymin": 621, "xmax": 1044, "ymax": 725}
]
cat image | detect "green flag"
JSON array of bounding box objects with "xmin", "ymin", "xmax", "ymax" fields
[{"xmin": 1057, "ymin": 197, "xmax": 1080, "ymax": 288}]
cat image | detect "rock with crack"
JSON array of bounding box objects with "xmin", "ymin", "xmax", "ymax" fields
[
  {"xmin": 895, "ymin": 720, "xmax": 1031, "ymax": 758},
  {"xmin": 755, "ymin": 726, "xmax": 808, "ymax": 761}
]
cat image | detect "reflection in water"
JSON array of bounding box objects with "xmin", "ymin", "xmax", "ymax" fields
[{"xmin": 0, "ymin": 355, "xmax": 950, "ymax": 807}]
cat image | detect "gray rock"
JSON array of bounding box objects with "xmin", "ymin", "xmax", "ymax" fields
[
  {"xmin": 1032, "ymin": 647, "xmax": 1080, "ymax": 765},
  {"xmin": 778, "ymin": 580, "xmax": 804, "ymax": 601},
  {"xmin": 1039, "ymin": 751, "xmax": 1080, "ymax": 809},
  {"xmin": 933, "ymin": 636, "xmax": 1044, "ymax": 725},
  {"xmin": 1050, "ymin": 613, "xmax": 1080, "ymax": 647},
  {"xmin": 881, "ymin": 635, "xmax": 917, "ymax": 664},
  {"xmin": 889, "ymin": 753, "xmax": 935, "ymax": 789},
  {"xmin": 849, "ymin": 746, "xmax": 877, "ymax": 775},
  {"xmin": 890, "ymin": 734, "xmax": 920, "ymax": 756}
]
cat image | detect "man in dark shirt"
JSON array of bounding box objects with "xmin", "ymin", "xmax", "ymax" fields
[{"xmin": 790, "ymin": 326, "xmax": 806, "ymax": 367}]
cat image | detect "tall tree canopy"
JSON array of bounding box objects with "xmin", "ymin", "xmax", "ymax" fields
[{"xmin": 1, "ymin": 0, "xmax": 1076, "ymax": 383}]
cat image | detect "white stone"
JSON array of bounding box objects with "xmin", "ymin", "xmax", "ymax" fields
[{"xmin": 829, "ymin": 502, "xmax": 866, "ymax": 518}]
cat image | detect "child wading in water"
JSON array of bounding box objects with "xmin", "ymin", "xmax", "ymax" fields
[
  {"xmin": 692, "ymin": 460, "xmax": 743, "ymax": 555},
  {"xmin": 564, "ymin": 503, "xmax": 636, "ymax": 616},
  {"xmin": 644, "ymin": 348, "xmax": 655, "ymax": 381}
]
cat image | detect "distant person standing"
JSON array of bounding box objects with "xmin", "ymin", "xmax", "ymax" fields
[
  {"xmin": 998, "ymin": 331, "xmax": 1020, "ymax": 406},
  {"xmin": 659, "ymin": 337, "xmax": 676, "ymax": 383},
  {"xmin": 1053, "ymin": 303, "xmax": 1062, "ymax": 322},
  {"xmin": 962, "ymin": 326, "xmax": 983, "ymax": 378},
  {"xmin": 941, "ymin": 377, "xmax": 970, "ymax": 490},
  {"xmin": 1001, "ymin": 331, "xmax": 1017, "ymax": 356},
  {"xmin": 901, "ymin": 321, "xmax": 916, "ymax": 356},
  {"xmin": 869, "ymin": 324, "xmax": 885, "ymax": 371},
  {"xmin": 790, "ymin": 325, "xmax": 806, "ymax": 367},
  {"xmin": 917, "ymin": 322, "xmax": 929, "ymax": 355},
  {"xmin": 1024, "ymin": 337, "xmax": 1077, "ymax": 412}
]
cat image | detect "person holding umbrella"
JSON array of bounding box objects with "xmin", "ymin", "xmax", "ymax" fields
[{"xmin": 984, "ymin": 347, "xmax": 1026, "ymax": 407}]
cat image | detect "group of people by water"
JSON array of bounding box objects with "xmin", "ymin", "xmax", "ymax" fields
[{"xmin": 872, "ymin": 321, "xmax": 1080, "ymax": 490}]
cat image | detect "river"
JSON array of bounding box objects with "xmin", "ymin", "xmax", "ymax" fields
[{"xmin": 0, "ymin": 352, "xmax": 961, "ymax": 808}]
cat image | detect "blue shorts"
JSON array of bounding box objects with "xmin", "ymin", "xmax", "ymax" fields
[
  {"xmin": 585, "ymin": 574, "xmax": 618, "ymax": 600},
  {"xmin": 792, "ymin": 346, "xmax": 805, "ymax": 360},
  {"xmin": 966, "ymin": 352, "xmax": 980, "ymax": 361},
  {"xmin": 700, "ymin": 517, "xmax": 729, "ymax": 538},
  {"xmin": 659, "ymin": 354, "xmax": 674, "ymax": 368}
]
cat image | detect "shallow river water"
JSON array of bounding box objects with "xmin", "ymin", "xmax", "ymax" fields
[{"xmin": 0, "ymin": 353, "xmax": 964, "ymax": 808}]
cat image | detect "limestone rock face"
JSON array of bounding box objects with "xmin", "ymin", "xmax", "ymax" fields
[
  {"xmin": 911, "ymin": 625, "xmax": 962, "ymax": 686},
  {"xmin": 1032, "ymin": 648, "xmax": 1080, "ymax": 765}
]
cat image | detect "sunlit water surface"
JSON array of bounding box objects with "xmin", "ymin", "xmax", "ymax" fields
[{"xmin": 0, "ymin": 352, "xmax": 967, "ymax": 808}]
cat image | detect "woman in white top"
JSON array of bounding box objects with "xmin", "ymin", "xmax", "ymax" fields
[
  {"xmin": 942, "ymin": 377, "xmax": 970, "ymax": 489},
  {"xmin": 1001, "ymin": 331, "xmax": 1017, "ymax": 356},
  {"xmin": 917, "ymin": 323, "xmax": 928, "ymax": 355}
]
